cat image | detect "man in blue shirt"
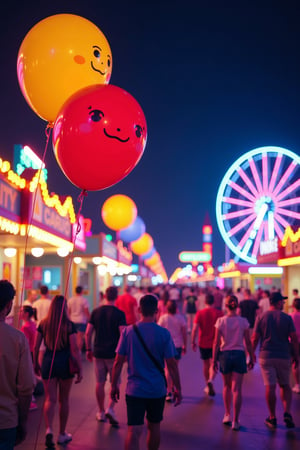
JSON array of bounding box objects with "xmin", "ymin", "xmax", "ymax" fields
[{"xmin": 111, "ymin": 294, "xmax": 182, "ymax": 450}]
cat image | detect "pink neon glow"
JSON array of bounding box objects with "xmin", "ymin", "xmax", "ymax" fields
[
  {"xmin": 229, "ymin": 180, "xmax": 256, "ymax": 202},
  {"xmin": 223, "ymin": 197, "xmax": 253, "ymax": 207},
  {"xmin": 238, "ymin": 223, "xmax": 255, "ymax": 249},
  {"xmin": 228, "ymin": 213, "xmax": 257, "ymax": 237},
  {"xmin": 273, "ymin": 161, "xmax": 297, "ymax": 197},
  {"xmin": 223, "ymin": 208, "xmax": 254, "ymax": 220},
  {"xmin": 274, "ymin": 220, "xmax": 284, "ymax": 239},
  {"xmin": 276, "ymin": 179, "xmax": 300, "ymax": 201},
  {"xmin": 237, "ymin": 167, "xmax": 259, "ymax": 197},
  {"xmin": 274, "ymin": 212, "xmax": 290, "ymax": 230},
  {"xmin": 278, "ymin": 197, "xmax": 300, "ymax": 207},
  {"xmin": 264, "ymin": 220, "xmax": 269, "ymax": 241},
  {"xmin": 252, "ymin": 222, "xmax": 264, "ymax": 258},
  {"xmin": 276, "ymin": 207, "xmax": 300, "ymax": 220},
  {"xmin": 268, "ymin": 154, "xmax": 282, "ymax": 193},
  {"xmin": 249, "ymin": 158, "xmax": 263, "ymax": 192},
  {"xmin": 262, "ymin": 153, "xmax": 268, "ymax": 194}
]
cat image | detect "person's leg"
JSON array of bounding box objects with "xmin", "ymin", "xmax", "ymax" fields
[
  {"xmin": 58, "ymin": 378, "xmax": 73, "ymax": 434},
  {"xmin": 0, "ymin": 428, "xmax": 17, "ymax": 450},
  {"xmin": 146, "ymin": 421, "xmax": 160, "ymax": 450},
  {"xmin": 77, "ymin": 330, "xmax": 84, "ymax": 352},
  {"xmin": 43, "ymin": 378, "xmax": 58, "ymax": 431},
  {"xmin": 231, "ymin": 372, "xmax": 244, "ymax": 423},
  {"xmin": 125, "ymin": 425, "xmax": 143, "ymax": 450},
  {"xmin": 265, "ymin": 384, "xmax": 276, "ymax": 418},
  {"xmin": 279, "ymin": 384, "xmax": 292, "ymax": 414},
  {"xmin": 222, "ymin": 373, "xmax": 232, "ymax": 416},
  {"xmin": 203, "ymin": 359, "xmax": 210, "ymax": 383},
  {"xmin": 96, "ymin": 381, "xmax": 106, "ymax": 412}
]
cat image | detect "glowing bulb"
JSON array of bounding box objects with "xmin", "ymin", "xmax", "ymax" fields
[
  {"xmin": 73, "ymin": 257, "xmax": 82, "ymax": 264},
  {"xmin": 31, "ymin": 247, "xmax": 44, "ymax": 257},
  {"xmin": 57, "ymin": 247, "xmax": 70, "ymax": 257},
  {"xmin": 4, "ymin": 248, "xmax": 17, "ymax": 257},
  {"xmin": 92, "ymin": 257, "xmax": 102, "ymax": 265}
]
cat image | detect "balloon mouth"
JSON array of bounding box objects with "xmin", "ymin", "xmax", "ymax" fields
[
  {"xmin": 90, "ymin": 61, "xmax": 106, "ymax": 76},
  {"xmin": 104, "ymin": 128, "xmax": 129, "ymax": 142}
]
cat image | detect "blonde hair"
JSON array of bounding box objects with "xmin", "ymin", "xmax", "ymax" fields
[{"xmin": 41, "ymin": 295, "xmax": 71, "ymax": 351}]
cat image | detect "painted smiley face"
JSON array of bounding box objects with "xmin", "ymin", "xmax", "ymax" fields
[
  {"xmin": 53, "ymin": 84, "xmax": 147, "ymax": 191},
  {"xmin": 73, "ymin": 43, "xmax": 112, "ymax": 84}
]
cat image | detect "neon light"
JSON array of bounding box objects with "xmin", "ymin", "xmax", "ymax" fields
[
  {"xmin": 216, "ymin": 146, "xmax": 300, "ymax": 264},
  {"xmin": 203, "ymin": 225, "xmax": 212, "ymax": 234},
  {"xmin": 0, "ymin": 216, "xmax": 20, "ymax": 234},
  {"xmin": 248, "ymin": 266, "xmax": 283, "ymax": 274},
  {"xmin": 229, "ymin": 180, "xmax": 256, "ymax": 202},
  {"xmin": 219, "ymin": 271, "xmax": 241, "ymax": 278},
  {"xmin": 252, "ymin": 221, "xmax": 264, "ymax": 258},
  {"xmin": 178, "ymin": 251, "xmax": 211, "ymax": 263},
  {"xmin": 228, "ymin": 213, "xmax": 257, "ymax": 237},
  {"xmin": 26, "ymin": 224, "xmax": 74, "ymax": 250},
  {"xmin": 278, "ymin": 256, "xmax": 300, "ymax": 266},
  {"xmin": 281, "ymin": 226, "xmax": 300, "ymax": 247}
]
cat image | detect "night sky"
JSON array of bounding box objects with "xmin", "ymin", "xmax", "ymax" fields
[{"xmin": 1, "ymin": 1, "xmax": 300, "ymax": 278}]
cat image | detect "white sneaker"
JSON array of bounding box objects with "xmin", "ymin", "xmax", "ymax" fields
[
  {"xmin": 223, "ymin": 414, "xmax": 231, "ymax": 426},
  {"xmin": 96, "ymin": 411, "xmax": 106, "ymax": 422},
  {"xmin": 57, "ymin": 432, "xmax": 72, "ymax": 444},
  {"xmin": 105, "ymin": 408, "xmax": 119, "ymax": 426},
  {"xmin": 203, "ymin": 386, "xmax": 209, "ymax": 395},
  {"xmin": 292, "ymin": 384, "xmax": 300, "ymax": 394}
]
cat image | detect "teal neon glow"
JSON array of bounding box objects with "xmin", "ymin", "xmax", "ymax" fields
[{"xmin": 216, "ymin": 146, "xmax": 300, "ymax": 264}]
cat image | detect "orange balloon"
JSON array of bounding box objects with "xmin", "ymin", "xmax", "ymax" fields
[
  {"xmin": 144, "ymin": 252, "xmax": 160, "ymax": 266},
  {"xmin": 131, "ymin": 233, "xmax": 153, "ymax": 255},
  {"xmin": 101, "ymin": 195, "xmax": 137, "ymax": 231}
]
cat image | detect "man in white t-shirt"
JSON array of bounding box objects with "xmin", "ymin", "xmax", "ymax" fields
[
  {"xmin": 33, "ymin": 285, "xmax": 51, "ymax": 325},
  {"xmin": 68, "ymin": 286, "xmax": 90, "ymax": 352}
]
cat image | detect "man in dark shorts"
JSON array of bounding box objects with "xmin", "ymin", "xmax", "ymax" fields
[
  {"xmin": 191, "ymin": 293, "xmax": 223, "ymax": 396},
  {"xmin": 85, "ymin": 286, "xmax": 126, "ymax": 426},
  {"xmin": 252, "ymin": 291, "xmax": 299, "ymax": 429},
  {"xmin": 110, "ymin": 294, "xmax": 182, "ymax": 450}
]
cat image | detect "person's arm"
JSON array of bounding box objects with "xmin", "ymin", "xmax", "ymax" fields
[
  {"xmin": 33, "ymin": 330, "xmax": 43, "ymax": 375},
  {"xmin": 181, "ymin": 322, "xmax": 187, "ymax": 355},
  {"xmin": 244, "ymin": 328, "xmax": 255, "ymax": 368},
  {"xmin": 15, "ymin": 393, "xmax": 32, "ymax": 445},
  {"xmin": 212, "ymin": 327, "xmax": 221, "ymax": 372},
  {"xmin": 191, "ymin": 322, "xmax": 199, "ymax": 352},
  {"xmin": 69, "ymin": 332, "xmax": 83, "ymax": 384},
  {"xmin": 84, "ymin": 306, "xmax": 90, "ymax": 321},
  {"xmin": 85, "ymin": 323, "xmax": 94, "ymax": 362},
  {"xmin": 290, "ymin": 331, "xmax": 299, "ymax": 368},
  {"xmin": 110, "ymin": 353, "xmax": 126, "ymax": 402},
  {"xmin": 165, "ymin": 357, "xmax": 182, "ymax": 406}
]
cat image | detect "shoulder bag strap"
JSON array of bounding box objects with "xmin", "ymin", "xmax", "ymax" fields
[{"xmin": 133, "ymin": 324, "xmax": 167, "ymax": 387}]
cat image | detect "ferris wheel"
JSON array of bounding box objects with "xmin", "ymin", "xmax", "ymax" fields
[{"xmin": 216, "ymin": 146, "xmax": 300, "ymax": 264}]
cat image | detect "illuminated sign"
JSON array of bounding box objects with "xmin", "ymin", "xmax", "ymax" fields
[
  {"xmin": 259, "ymin": 238, "xmax": 278, "ymax": 256},
  {"xmin": 117, "ymin": 240, "xmax": 132, "ymax": 265},
  {"xmin": 101, "ymin": 234, "xmax": 117, "ymax": 260},
  {"xmin": 0, "ymin": 177, "xmax": 21, "ymax": 221},
  {"xmin": 72, "ymin": 215, "xmax": 86, "ymax": 251},
  {"xmin": 179, "ymin": 251, "xmax": 211, "ymax": 263},
  {"xmin": 14, "ymin": 144, "xmax": 48, "ymax": 181},
  {"xmin": 280, "ymin": 226, "xmax": 300, "ymax": 261}
]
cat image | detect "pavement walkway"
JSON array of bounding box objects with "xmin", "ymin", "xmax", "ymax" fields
[{"xmin": 20, "ymin": 336, "xmax": 300, "ymax": 450}]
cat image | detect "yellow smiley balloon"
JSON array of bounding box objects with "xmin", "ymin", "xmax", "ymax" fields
[{"xmin": 17, "ymin": 14, "xmax": 112, "ymax": 124}]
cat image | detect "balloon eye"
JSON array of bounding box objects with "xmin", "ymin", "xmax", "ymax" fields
[
  {"xmin": 107, "ymin": 58, "xmax": 111, "ymax": 68},
  {"xmin": 135, "ymin": 125, "xmax": 143, "ymax": 138},
  {"xmin": 89, "ymin": 109, "xmax": 104, "ymax": 122},
  {"xmin": 93, "ymin": 49, "xmax": 101, "ymax": 58}
]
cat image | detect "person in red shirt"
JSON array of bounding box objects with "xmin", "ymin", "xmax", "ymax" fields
[
  {"xmin": 115, "ymin": 286, "xmax": 138, "ymax": 325},
  {"xmin": 191, "ymin": 293, "xmax": 223, "ymax": 396}
]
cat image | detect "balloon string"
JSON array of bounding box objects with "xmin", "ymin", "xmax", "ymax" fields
[
  {"xmin": 33, "ymin": 189, "xmax": 88, "ymax": 450},
  {"xmin": 18, "ymin": 124, "xmax": 52, "ymax": 329}
]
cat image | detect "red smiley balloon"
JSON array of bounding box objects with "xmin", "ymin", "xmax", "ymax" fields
[{"xmin": 52, "ymin": 84, "xmax": 147, "ymax": 191}]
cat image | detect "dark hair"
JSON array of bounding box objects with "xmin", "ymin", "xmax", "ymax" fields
[
  {"xmin": 166, "ymin": 300, "xmax": 177, "ymax": 315},
  {"xmin": 40, "ymin": 285, "xmax": 49, "ymax": 296},
  {"xmin": 75, "ymin": 286, "xmax": 83, "ymax": 294},
  {"xmin": 0, "ymin": 280, "xmax": 16, "ymax": 312},
  {"xmin": 42, "ymin": 295, "xmax": 70, "ymax": 351},
  {"xmin": 225, "ymin": 295, "xmax": 238, "ymax": 311},
  {"xmin": 293, "ymin": 298, "xmax": 300, "ymax": 311},
  {"xmin": 22, "ymin": 305, "xmax": 37, "ymax": 320},
  {"xmin": 140, "ymin": 294, "xmax": 158, "ymax": 317},
  {"xmin": 106, "ymin": 286, "xmax": 118, "ymax": 301},
  {"xmin": 205, "ymin": 294, "xmax": 214, "ymax": 305}
]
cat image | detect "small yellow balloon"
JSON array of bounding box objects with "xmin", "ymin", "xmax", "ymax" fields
[
  {"xmin": 131, "ymin": 233, "xmax": 154, "ymax": 256},
  {"xmin": 101, "ymin": 195, "xmax": 137, "ymax": 231},
  {"xmin": 17, "ymin": 14, "xmax": 112, "ymax": 123},
  {"xmin": 145, "ymin": 252, "xmax": 160, "ymax": 266}
]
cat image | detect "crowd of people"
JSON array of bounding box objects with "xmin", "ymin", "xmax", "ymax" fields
[{"xmin": 0, "ymin": 280, "xmax": 299, "ymax": 449}]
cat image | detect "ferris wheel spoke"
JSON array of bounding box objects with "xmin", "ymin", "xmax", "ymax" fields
[
  {"xmin": 276, "ymin": 179, "xmax": 300, "ymax": 202},
  {"xmin": 222, "ymin": 208, "xmax": 254, "ymax": 220},
  {"xmin": 251, "ymin": 222, "xmax": 264, "ymax": 259},
  {"xmin": 276, "ymin": 207, "xmax": 300, "ymax": 220},
  {"xmin": 274, "ymin": 220, "xmax": 284, "ymax": 240},
  {"xmin": 223, "ymin": 197, "xmax": 253, "ymax": 207},
  {"xmin": 262, "ymin": 153, "xmax": 269, "ymax": 194},
  {"xmin": 228, "ymin": 213, "xmax": 257, "ymax": 237},
  {"xmin": 278, "ymin": 196, "xmax": 300, "ymax": 207},
  {"xmin": 237, "ymin": 167, "xmax": 259, "ymax": 197},
  {"xmin": 268, "ymin": 153, "xmax": 282, "ymax": 193},
  {"xmin": 273, "ymin": 161, "xmax": 298, "ymax": 197},
  {"xmin": 274, "ymin": 212, "xmax": 291, "ymax": 230},
  {"xmin": 229, "ymin": 180, "xmax": 256, "ymax": 202},
  {"xmin": 238, "ymin": 225, "xmax": 255, "ymax": 249},
  {"xmin": 249, "ymin": 158, "xmax": 263, "ymax": 192}
]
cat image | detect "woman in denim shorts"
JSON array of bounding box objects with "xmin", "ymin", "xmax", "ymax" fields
[{"xmin": 212, "ymin": 295, "xmax": 255, "ymax": 431}]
